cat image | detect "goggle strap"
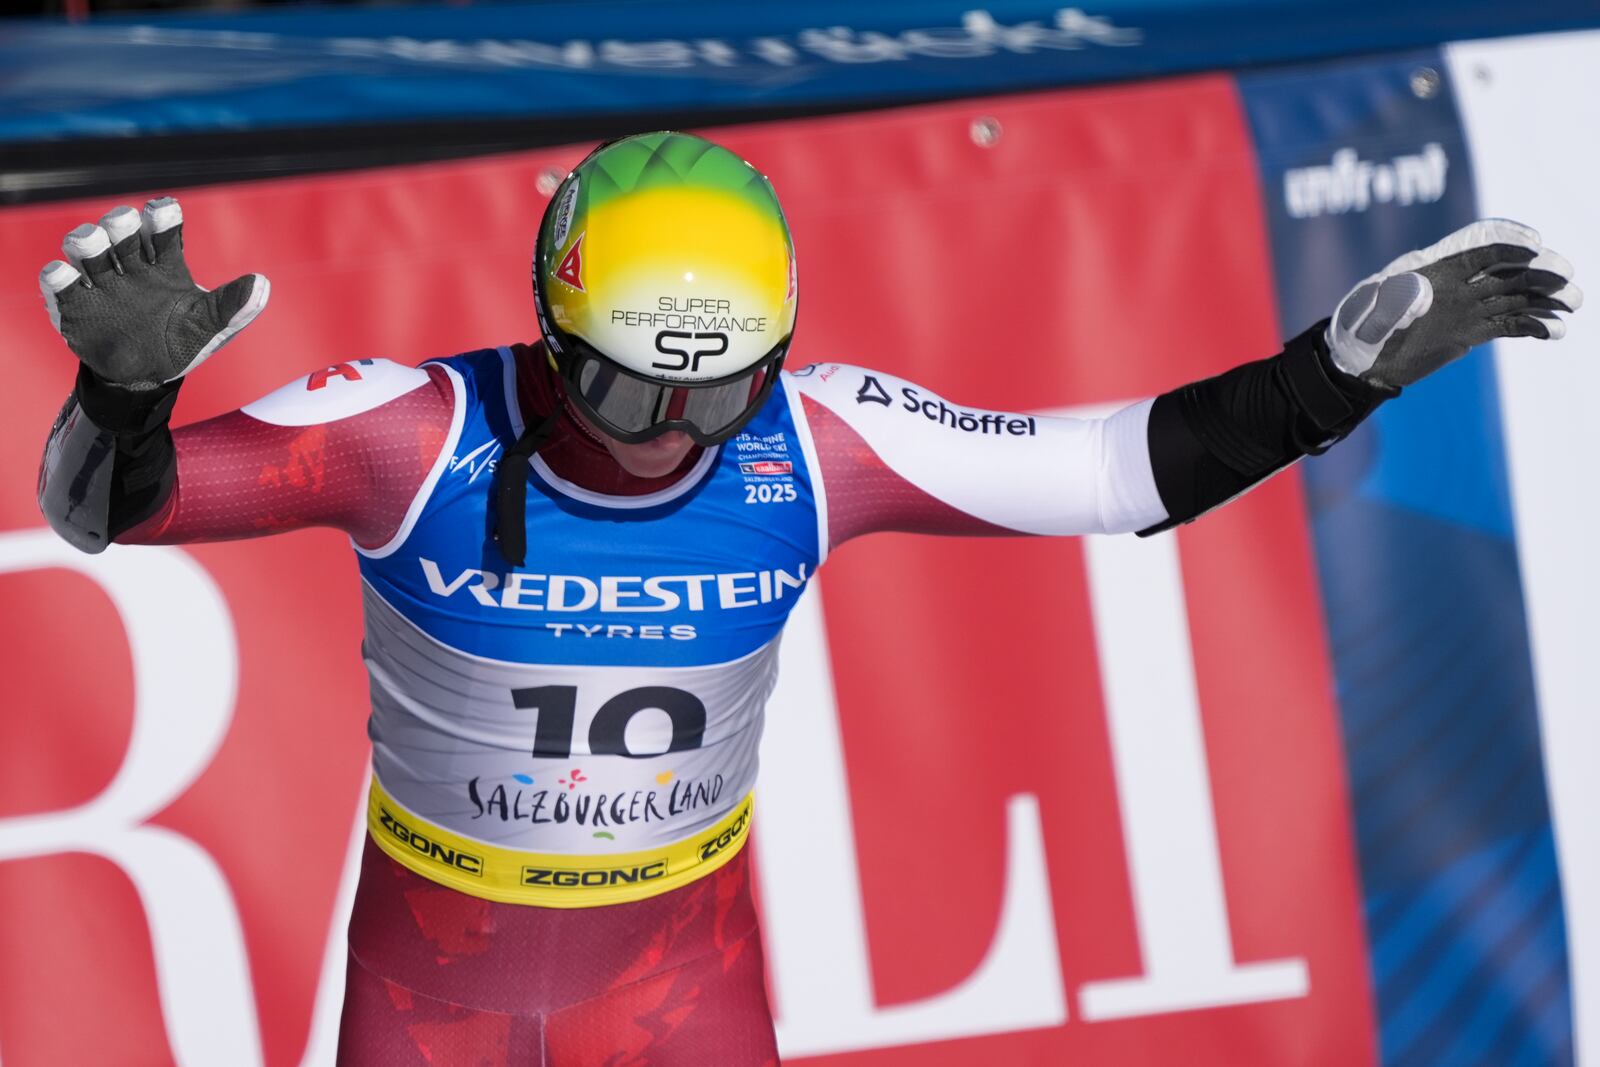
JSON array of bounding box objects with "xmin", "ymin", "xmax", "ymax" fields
[{"xmin": 492, "ymin": 407, "xmax": 561, "ymax": 568}]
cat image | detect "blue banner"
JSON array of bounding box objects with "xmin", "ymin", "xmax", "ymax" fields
[
  {"xmin": 1241, "ymin": 51, "xmax": 1574, "ymax": 1067},
  {"xmin": 3, "ymin": 0, "xmax": 1598, "ymax": 143}
]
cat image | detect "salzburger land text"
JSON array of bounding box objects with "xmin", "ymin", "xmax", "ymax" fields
[{"xmin": 468, "ymin": 773, "xmax": 725, "ymax": 827}]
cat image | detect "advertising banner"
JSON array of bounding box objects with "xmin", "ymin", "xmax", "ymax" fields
[
  {"xmin": 0, "ymin": 28, "xmax": 1595, "ymax": 1067},
  {"xmin": 2, "ymin": 2, "xmax": 1599, "ymax": 141}
]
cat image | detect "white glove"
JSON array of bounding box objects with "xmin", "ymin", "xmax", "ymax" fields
[
  {"xmin": 39, "ymin": 197, "xmax": 269, "ymax": 388},
  {"xmin": 1327, "ymin": 219, "xmax": 1580, "ymax": 390}
]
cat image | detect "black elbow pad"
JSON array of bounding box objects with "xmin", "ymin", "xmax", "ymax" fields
[
  {"xmin": 37, "ymin": 367, "xmax": 181, "ymax": 553},
  {"xmin": 1139, "ymin": 320, "xmax": 1395, "ymax": 535},
  {"xmin": 38, "ymin": 392, "xmax": 118, "ymax": 553}
]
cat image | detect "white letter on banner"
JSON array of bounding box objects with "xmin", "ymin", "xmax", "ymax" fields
[
  {"xmin": 757, "ymin": 586, "xmax": 1066, "ymax": 1059},
  {"xmin": 1078, "ymin": 529, "xmax": 1308, "ymax": 1019},
  {"xmin": 297, "ymin": 782, "xmax": 372, "ymax": 1067},
  {"xmin": 0, "ymin": 531, "xmax": 261, "ymax": 1067}
]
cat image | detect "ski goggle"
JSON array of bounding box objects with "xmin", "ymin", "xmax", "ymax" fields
[{"xmin": 555, "ymin": 334, "xmax": 788, "ymax": 446}]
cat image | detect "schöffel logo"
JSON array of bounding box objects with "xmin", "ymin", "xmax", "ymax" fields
[
  {"xmin": 378, "ymin": 806, "xmax": 484, "ymax": 876},
  {"xmin": 1283, "ymin": 144, "xmax": 1448, "ymax": 219},
  {"xmin": 901, "ymin": 386, "xmax": 1038, "ymax": 436},
  {"xmin": 856, "ymin": 375, "xmax": 893, "ymax": 406},
  {"xmin": 740, "ymin": 461, "xmax": 793, "ymax": 476}
]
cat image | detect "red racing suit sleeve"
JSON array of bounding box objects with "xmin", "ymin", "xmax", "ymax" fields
[
  {"xmin": 118, "ymin": 359, "xmax": 456, "ymax": 550},
  {"xmin": 786, "ymin": 364, "xmax": 1167, "ymax": 552}
]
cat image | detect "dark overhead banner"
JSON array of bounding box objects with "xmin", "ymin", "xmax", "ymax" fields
[{"xmin": 3, "ymin": 0, "xmax": 1599, "ymax": 142}]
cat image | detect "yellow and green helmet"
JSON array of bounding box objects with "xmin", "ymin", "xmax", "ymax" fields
[{"xmin": 533, "ymin": 131, "xmax": 798, "ymax": 445}]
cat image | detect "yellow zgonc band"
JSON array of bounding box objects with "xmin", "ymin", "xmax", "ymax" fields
[{"xmin": 365, "ymin": 776, "xmax": 753, "ymax": 908}]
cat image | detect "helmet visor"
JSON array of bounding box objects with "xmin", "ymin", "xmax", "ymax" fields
[{"xmin": 566, "ymin": 341, "xmax": 784, "ymax": 446}]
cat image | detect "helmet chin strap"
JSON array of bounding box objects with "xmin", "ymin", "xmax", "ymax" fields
[{"xmin": 562, "ymin": 394, "xmax": 612, "ymax": 449}]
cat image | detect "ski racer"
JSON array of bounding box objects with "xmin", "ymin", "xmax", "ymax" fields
[{"xmin": 34, "ymin": 132, "xmax": 1581, "ymax": 1065}]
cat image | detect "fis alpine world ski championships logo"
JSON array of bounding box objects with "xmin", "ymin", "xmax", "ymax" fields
[{"xmin": 734, "ymin": 429, "xmax": 799, "ymax": 504}]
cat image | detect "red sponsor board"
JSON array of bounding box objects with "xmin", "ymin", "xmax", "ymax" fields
[{"xmin": 0, "ymin": 74, "xmax": 1376, "ymax": 1065}]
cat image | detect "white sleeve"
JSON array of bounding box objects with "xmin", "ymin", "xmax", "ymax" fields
[
  {"xmin": 785, "ymin": 363, "xmax": 1168, "ymax": 549},
  {"xmin": 240, "ymin": 357, "xmax": 434, "ymax": 426}
]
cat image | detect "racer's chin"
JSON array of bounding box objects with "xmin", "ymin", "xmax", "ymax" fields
[
  {"xmin": 602, "ymin": 429, "xmax": 697, "ymax": 478},
  {"xmin": 566, "ymin": 401, "xmax": 698, "ymax": 478}
]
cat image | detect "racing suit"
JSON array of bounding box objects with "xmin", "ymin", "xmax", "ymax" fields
[{"xmin": 38, "ymin": 330, "xmax": 1381, "ymax": 1065}]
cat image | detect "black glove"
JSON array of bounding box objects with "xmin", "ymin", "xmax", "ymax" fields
[
  {"xmin": 39, "ymin": 197, "xmax": 269, "ymax": 389},
  {"xmin": 1326, "ymin": 219, "xmax": 1581, "ymax": 390}
]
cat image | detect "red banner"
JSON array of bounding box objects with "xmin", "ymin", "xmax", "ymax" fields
[{"xmin": 0, "ymin": 76, "xmax": 1376, "ymax": 1065}]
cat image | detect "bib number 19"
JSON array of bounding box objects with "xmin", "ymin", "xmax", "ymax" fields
[{"xmin": 511, "ymin": 684, "xmax": 707, "ymax": 759}]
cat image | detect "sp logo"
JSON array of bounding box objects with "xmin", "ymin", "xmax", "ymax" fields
[{"xmin": 653, "ymin": 330, "xmax": 728, "ymax": 374}]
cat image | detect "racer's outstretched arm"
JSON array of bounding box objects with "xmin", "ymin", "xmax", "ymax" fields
[
  {"xmin": 127, "ymin": 361, "xmax": 455, "ymax": 547},
  {"xmin": 791, "ymin": 219, "xmax": 1580, "ymax": 551},
  {"xmin": 42, "ymin": 357, "xmax": 457, "ymax": 551},
  {"xmin": 35, "ymin": 197, "xmax": 455, "ymax": 552},
  {"xmin": 789, "ymin": 362, "xmax": 1169, "ymax": 547}
]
